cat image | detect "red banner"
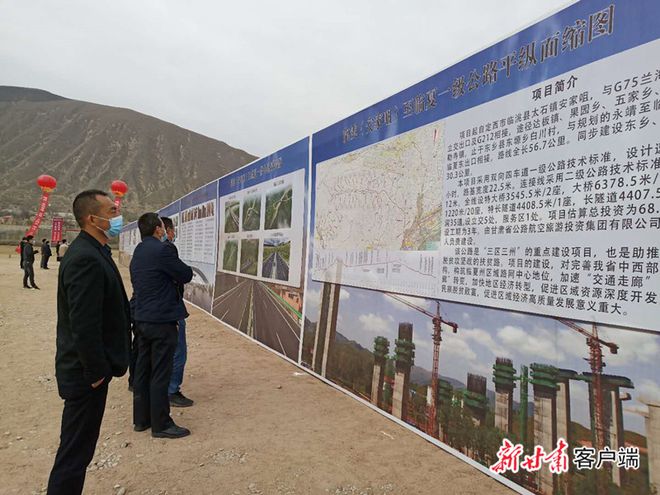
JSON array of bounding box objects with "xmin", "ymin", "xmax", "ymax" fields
[
  {"xmin": 51, "ymin": 217, "xmax": 64, "ymax": 243},
  {"xmin": 26, "ymin": 192, "xmax": 50, "ymax": 237}
]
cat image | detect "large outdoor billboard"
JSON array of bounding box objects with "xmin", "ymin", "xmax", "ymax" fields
[
  {"xmin": 212, "ymin": 138, "xmax": 309, "ymax": 361},
  {"xmin": 305, "ymin": 1, "xmax": 660, "ymax": 493}
]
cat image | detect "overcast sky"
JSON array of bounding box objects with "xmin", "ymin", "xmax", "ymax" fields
[{"xmin": 1, "ymin": 0, "xmax": 571, "ymax": 156}]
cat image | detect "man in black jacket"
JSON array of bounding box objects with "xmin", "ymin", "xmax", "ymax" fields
[
  {"xmin": 130, "ymin": 212, "xmax": 193, "ymax": 438},
  {"xmin": 41, "ymin": 238, "xmax": 53, "ymax": 269},
  {"xmin": 22, "ymin": 235, "xmax": 39, "ymax": 289},
  {"xmin": 47, "ymin": 190, "xmax": 130, "ymax": 495},
  {"xmin": 19, "ymin": 236, "xmax": 27, "ymax": 269},
  {"xmin": 161, "ymin": 216, "xmax": 194, "ymax": 408}
]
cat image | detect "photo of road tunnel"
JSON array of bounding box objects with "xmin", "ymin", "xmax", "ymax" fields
[
  {"xmin": 301, "ymin": 278, "xmax": 660, "ymax": 495},
  {"xmin": 262, "ymin": 238, "xmax": 290, "ymax": 282},
  {"xmin": 224, "ymin": 200, "xmax": 240, "ymax": 233},
  {"xmin": 222, "ymin": 240, "xmax": 238, "ymax": 272},
  {"xmin": 265, "ymin": 184, "xmax": 292, "ymax": 230},
  {"xmin": 240, "ymin": 239, "xmax": 259, "ymax": 276},
  {"xmin": 212, "ymin": 272, "xmax": 303, "ymax": 360},
  {"xmin": 242, "ymin": 194, "xmax": 261, "ymax": 231}
]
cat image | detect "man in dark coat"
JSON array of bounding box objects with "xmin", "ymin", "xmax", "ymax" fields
[
  {"xmin": 47, "ymin": 190, "xmax": 130, "ymax": 495},
  {"xmin": 19, "ymin": 236, "xmax": 27, "ymax": 269},
  {"xmin": 22, "ymin": 235, "xmax": 39, "ymax": 289},
  {"xmin": 130, "ymin": 212, "xmax": 193, "ymax": 438},
  {"xmin": 41, "ymin": 239, "xmax": 53, "ymax": 269},
  {"xmin": 161, "ymin": 216, "xmax": 193, "ymax": 408}
]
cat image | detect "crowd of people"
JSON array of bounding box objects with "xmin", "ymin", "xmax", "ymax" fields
[
  {"xmin": 20, "ymin": 190, "xmax": 196, "ymax": 495},
  {"xmin": 18, "ymin": 236, "xmax": 69, "ymax": 289}
]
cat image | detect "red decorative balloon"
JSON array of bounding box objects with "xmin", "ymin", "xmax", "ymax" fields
[
  {"xmin": 37, "ymin": 174, "xmax": 57, "ymax": 192},
  {"xmin": 111, "ymin": 179, "xmax": 128, "ymax": 197}
]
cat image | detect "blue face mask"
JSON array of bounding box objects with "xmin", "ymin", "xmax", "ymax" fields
[
  {"xmin": 93, "ymin": 214, "xmax": 123, "ymax": 238},
  {"xmin": 161, "ymin": 232, "xmax": 168, "ymax": 242}
]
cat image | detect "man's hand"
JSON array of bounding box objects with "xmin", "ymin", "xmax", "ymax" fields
[{"xmin": 91, "ymin": 377, "xmax": 105, "ymax": 388}]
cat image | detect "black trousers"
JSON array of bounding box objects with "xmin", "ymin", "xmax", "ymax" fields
[
  {"xmin": 127, "ymin": 330, "xmax": 138, "ymax": 389},
  {"xmin": 133, "ymin": 321, "xmax": 177, "ymax": 432},
  {"xmin": 41, "ymin": 254, "xmax": 51, "ymax": 268},
  {"xmin": 23, "ymin": 261, "xmax": 35, "ymax": 287},
  {"xmin": 47, "ymin": 379, "xmax": 110, "ymax": 495}
]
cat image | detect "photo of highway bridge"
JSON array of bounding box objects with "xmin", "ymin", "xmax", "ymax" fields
[
  {"xmin": 262, "ymin": 238, "xmax": 290, "ymax": 282},
  {"xmin": 242, "ymin": 194, "xmax": 261, "ymax": 231},
  {"xmin": 224, "ymin": 200, "xmax": 240, "ymax": 233},
  {"xmin": 265, "ymin": 184, "xmax": 292, "ymax": 230}
]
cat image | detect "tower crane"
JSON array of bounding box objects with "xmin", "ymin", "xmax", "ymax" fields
[{"xmin": 555, "ymin": 318, "xmax": 618, "ymax": 495}]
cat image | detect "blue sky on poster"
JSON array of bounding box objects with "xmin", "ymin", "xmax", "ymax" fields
[
  {"xmin": 1, "ymin": 0, "xmax": 570, "ymax": 156},
  {"xmin": 305, "ymin": 280, "xmax": 660, "ymax": 435}
]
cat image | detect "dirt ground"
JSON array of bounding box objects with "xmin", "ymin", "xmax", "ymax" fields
[{"xmin": 0, "ymin": 246, "xmax": 514, "ymax": 495}]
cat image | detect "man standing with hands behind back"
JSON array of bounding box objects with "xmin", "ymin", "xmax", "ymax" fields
[
  {"xmin": 130, "ymin": 213, "xmax": 193, "ymax": 438},
  {"xmin": 47, "ymin": 190, "xmax": 130, "ymax": 495}
]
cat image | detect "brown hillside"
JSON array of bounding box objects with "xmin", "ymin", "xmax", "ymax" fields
[{"xmin": 0, "ymin": 86, "xmax": 256, "ymax": 220}]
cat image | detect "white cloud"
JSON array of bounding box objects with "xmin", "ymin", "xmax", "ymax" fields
[
  {"xmin": 556, "ymin": 327, "xmax": 590, "ymax": 361},
  {"xmin": 358, "ymin": 313, "xmax": 395, "ymax": 335},
  {"xmin": 460, "ymin": 327, "xmax": 509, "ymax": 358},
  {"xmin": 496, "ymin": 325, "xmax": 563, "ymax": 362},
  {"xmin": 598, "ymin": 328, "xmax": 660, "ymax": 367},
  {"xmin": 623, "ymin": 403, "xmax": 649, "ymax": 416},
  {"xmin": 339, "ymin": 289, "xmax": 351, "ymax": 300},
  {"xmin": 305, "ymin": 288, "xmax": 321, "ymax": 303},
  {"xmin": 439, "ymin": 337, "xmax": 477, "ymax": 363},
  {"xmin": 303, "ymin": 288, "xmax": 321, "ymax": 319},
  {"xmin": 382, "ymin": 293, "xmax": 429, "ymax": 311},
  {"xmin": 637, "ymin": 379, "xmax": 660, "ymax": 404}
]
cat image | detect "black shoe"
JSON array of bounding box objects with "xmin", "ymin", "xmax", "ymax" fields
[
  {"xmin": 152, "ymin": 424, "xmax": 190, "ymax": 439},
  {"xmin": 169, "ymin": 391, "xmax": 194, "ymax": 408},
  {"xmin": 32, "ymin": 285, "xmax": 40, "ymax": 290},
  {"xmin": 128, "ymin": 384, "xmax": 134, "ymax": 393},
  {"xmin": 23, "ymin": 286, "xmax": 32, "ymax": 289},
  {"xmin": 134, "ymin": 423, "xmax": 151, "ymax": 432}
]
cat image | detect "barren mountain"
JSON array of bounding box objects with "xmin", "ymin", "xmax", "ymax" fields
[{"xmin": 0, "ymin": 86, "xmax": 256, "ymax": 220}]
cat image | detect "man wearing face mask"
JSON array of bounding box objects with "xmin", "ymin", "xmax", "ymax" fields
[
  {"xmin": 160, "ymin": 216, "xmax": 194, "ymax": 408},
  {"xmin": 47, "ymin": 190, "xmax": 131, "ymax": 495},
  {"xmin": 22, "ymin": 235, "xmax": 40, "ymax": 289},
  {"xmin": 130, "ymin": 213, "xmax": 193, "ymax": 438}
]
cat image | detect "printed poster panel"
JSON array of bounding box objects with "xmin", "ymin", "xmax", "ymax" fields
[
  {"xmin": 301, "ymin": 280, "xmax": 660, "ymax": 495},
  {"xmin": 119, "ymin": 221, "xmax": 140, "ymax": 266},
  {"xmin": 310, "ymin": 0, "xmax": 660, "ymax": 332},
  {"xmin": 179, "ymin": 182, "xmax": 218, "ymax": 312},
  {"xmin": 212, "ymin": 138, "xmax": 309, "ymax": 360},
  {"xmin": 304, "ymin": 1, "xmax": 660, "ymax": 494}
]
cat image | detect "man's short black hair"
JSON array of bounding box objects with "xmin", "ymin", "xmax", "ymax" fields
[
  {"xmin": 42, "ymin": 238, "xmax": 46, "ymax": 243},
  {"xmin": 26, "ymin": 235, "xmax": 34, "ymax": 241},
  {"xmin": 73, "ymin": 189, "xmax": 109, "ymax": 227},
  {"xmin": 161, "ymin": 216, "xmax": 174, "ymax": 231},
  {"xmin": 138, "ymin": 212, "xmax": 162, "ymax": 239}
]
